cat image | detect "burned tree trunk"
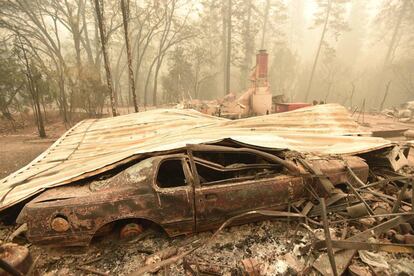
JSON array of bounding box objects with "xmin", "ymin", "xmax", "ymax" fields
[
  {"xmin": 221, "ymin": 1, "xmax": 227, "ymax": 96},
  {"xmin": 349, "ymin": 82, "xmax": 355, "ymax": 108},
  {"xmin": 153, "ymin": 60, "xmax": 161, "ymax": 106},
  {"xmin": 225, "ymin": 0, "xmax": 232, "ymax": 95},
  {"xmin": 379, "ymin": 81, "xmax": 391, "ymax": 111},
  {"xmin": 19, "ymin": 39, "xmax": 46, "ymax": 138},
  {"xmin": 33, "ymin": 82, "xmax": 46, "ymax": 138},
  {"xmin": 382, "ymin": 0, "xmax": 408, "ymax": 70},
  {"xmin": 240, "ymin": 0, "xmax": 253, "ymax": 90},
  {"xmin": 260, "ymin": 0, "xmax": 270, "ymax": 49},
  {"xmin": 58, "ymin": 71, "xmax": 69, "ymax": 124},
  {"xmin": 304, "ymin": 0, "xmax": 332, "ymax": 102},
  {"xmin": 93, "ymin": 0, "xmax": 117, "ymax": 116},
  {"xmin": 121, "ymin": 0, "xmax": 138, "ymax": 112}
]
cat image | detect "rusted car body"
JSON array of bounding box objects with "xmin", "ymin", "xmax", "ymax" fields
[{"xmin": 16, "ymin": 145, "xmax": 368, "ymax": 246}]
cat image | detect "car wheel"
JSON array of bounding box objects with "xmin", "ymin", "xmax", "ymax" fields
[{"xmin": 119, "ymin": 222, "xmax": 144, "ymax": 239}]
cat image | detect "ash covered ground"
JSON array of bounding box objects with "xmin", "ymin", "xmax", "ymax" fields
[{"xmin": 1, "ymin": 218, "xmax": 414, "ymax": 275}]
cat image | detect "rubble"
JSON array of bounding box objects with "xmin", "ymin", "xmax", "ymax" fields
[
  {"xmin": 2, "ymin": 184, "xmax": 414, "ymax": 275},
  {"xmin": 381, "ymin": 101, "xmax": 414, "ymax": 122},
  {"xmin": 0, "ymin": 243, "xmax": 32, "ymax": 276}
]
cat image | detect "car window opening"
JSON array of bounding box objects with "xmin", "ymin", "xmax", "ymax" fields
[
  {"xmin": 157, "ymin": 159, "xmax": 186, "ymax": 188},
  {"xmin": 193, "ymin": 152, "xmax": 269, "ymax": 167},
  {"xmin": 196, "ymin": 162, "xmax": 281, "ymax": 185}
]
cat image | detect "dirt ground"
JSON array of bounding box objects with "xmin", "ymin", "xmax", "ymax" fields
[{"xmin": 0, "ymin": 122, "xmax": 67, "ymax": 179}]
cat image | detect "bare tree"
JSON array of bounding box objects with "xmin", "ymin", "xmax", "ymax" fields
[
  {"xmin": 0, "ymin": 0, "xmax": 71, "ymax": 124},
  {"xmin": 260, "ymin": 0, "xmax": 271, "ymax": 49},
  {"xmin": 224, "ymin": 0, "xmax": 232, "ymax": 95},
  {"xmin": 304, "ymin": 0, "xmax": 350, "ymax": 102},
  {"xmin": 304, "ymin": 0, "xmax": 332, "ymax": 102},
  {"xmin": 240, "ymin": 0, "xmax": 254, "ymax": 90},
  {"xmin": 373, "ymin": 0, "xmax": 412, "ymax": 107},
  {"xmin": 121, "ymin": 0, "xmax": 138, "ymax": 112},
  {"xmin": 16, "ymin": 35, "xmax": 46, "ymax": 138},
  {"xmin": 130, "ymin": 4, "xmax": 164, "ymax": 105},
  {"xmin": 140, "ymin": 0, "xmax": 194, "ymax": 106},
  {"xmin": 221, "ymin": 0, "xmax": 227, "ymax": 96},
  {"xmin": 93, "ymin": 0, "xmax": 117, "ymax": 116},
  {"xmin": 381, "ymin": 0, "xmax": 409, "ymax": 70},
  {"xmin": 379, "ymin": 81, "xmax": 392, "ymax": 111}
]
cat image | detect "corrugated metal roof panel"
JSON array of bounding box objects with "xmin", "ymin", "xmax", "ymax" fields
[{"xmin": 0, "ymin": 104, "xmax": 393, "ymax": 211}]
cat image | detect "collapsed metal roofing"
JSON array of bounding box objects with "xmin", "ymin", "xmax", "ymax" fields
[{"xmin": 0, "ymin": 104, "xmax": 394, "ymax": 211}]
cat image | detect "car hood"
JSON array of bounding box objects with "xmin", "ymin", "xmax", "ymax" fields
[{"xmin": 33, "ymin": 157, "xmax": 156, "ymax": 203}]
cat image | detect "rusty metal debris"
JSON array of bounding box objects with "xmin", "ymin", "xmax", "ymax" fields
[
  {"xmin": 0, "ymin": 243, "xmax": 32, "ymax": 276},
  {"xmin": 0, "ymin": 259, "xmax": 22, "ymax": 276},
  {"xmin": 320, "ymin": 197, "xmax": 338, "ymax": 276},
  {"xmin": 313, "ymin": 214, "xmax": 414, "ymax": 275},
  {"xmin": 126, "ymin": 177, "xmax": 414, "ymax": 275},
  {"xmin": 7, "ymin": 139, "xmax": 414, "ymax": 274},
  {"xmin": 124, "ymin": 158, "xmax": 413, "ymax": 275},
  {"xmin": 7, "ymin": 223, "xmax": 27, "ymax": 242},
  {"xmin": 313, "ymin": 239, "xmax": 414, "ymax": 253},
  {"xmin": 1, "ymin": 104, "xmax": 414, "ymax": 275}
]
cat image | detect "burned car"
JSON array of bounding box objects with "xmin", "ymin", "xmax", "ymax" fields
[{"xmin": 16, "ymin": 145, "xmax": 369, "ymax": 246}]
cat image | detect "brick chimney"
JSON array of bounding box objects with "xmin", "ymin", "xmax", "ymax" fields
[{"xmin": 256, "ymin": 49, "xmax": 268, "ymax": 84}]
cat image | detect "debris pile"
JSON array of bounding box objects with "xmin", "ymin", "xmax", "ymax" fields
[
  {"xmin": 121, "ymin": 164, "xmax": 414, "ymax": 276},
  {"xmin": 0, "ymin": 104, "xmax": 413, "ymax": 275},
  {"xmin": 382, "ymin": 101, "xmax": 414, "ymax": 122},
  {"xmin": 3, "ymin": 153, "xmax": 414, "ymax": 275}
]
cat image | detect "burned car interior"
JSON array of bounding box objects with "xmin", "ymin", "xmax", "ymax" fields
[
  {"xmin": 156, "ymin": 158, "xmax": 188, "ymax": 188},
  {"xmin": 193, "ymin": 151, "xmax": 285, "ymax": 185},
  {"xmin": 155, "ymin": 145, "xmax": 288, "ymax": 188}
]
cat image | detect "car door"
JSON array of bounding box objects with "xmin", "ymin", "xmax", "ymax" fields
[
  {"xmin": 189, "ymin": 149, "xmax": 306, "ymax": 232},
  {"xmin": 152, "ymin": 155, "xmax": 195, "ymax": 236}
]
